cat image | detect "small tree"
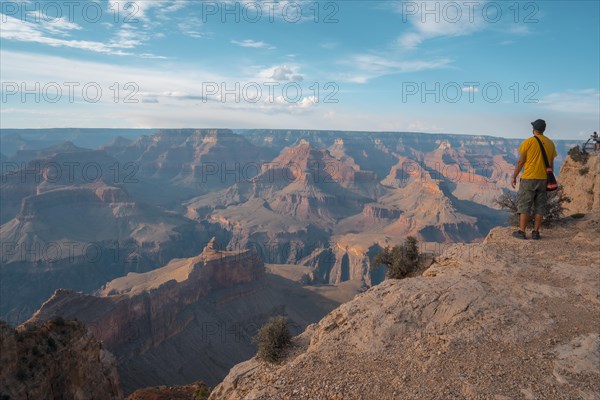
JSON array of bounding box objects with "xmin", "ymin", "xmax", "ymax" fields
[
  {"xmin": 254, "ymin": 316, "xmax": 292, "ymax": 363},
  {"xmin": 372, "ymin": 236, "xmax": 420, "ymax": 280},
  {"xmin": 404, "ymin": 236, "xmax": 419, "ymax": 265},
  {"xmin": 495, "ymin": 186, "xmax": 571, "ymax": 227}
]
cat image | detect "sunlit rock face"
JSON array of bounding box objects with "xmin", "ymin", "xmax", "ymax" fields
[{"xmin": 559, "ymin": 152, "xmax": 600, "ymax": 215}]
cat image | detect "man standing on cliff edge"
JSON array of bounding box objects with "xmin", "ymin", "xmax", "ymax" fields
[{"xmin": 511, "ymin": 119, "xmax": 557, "ymax": 240}]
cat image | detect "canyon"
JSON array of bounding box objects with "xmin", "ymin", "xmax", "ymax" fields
[
  {"xmin": 209, "ymin": 152, "xmax": 600, "ymax": 400},
  {"xmin": 0, "ymin": 128, "xmax": 585, "ymax": 398},
  {"xmin": 28, "ymin": 239, "xmax": 343, "ymax": 393}
]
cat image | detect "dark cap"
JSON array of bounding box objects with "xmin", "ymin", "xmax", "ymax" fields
[{"xmin": 531, "ymin": 119, "xmax": 546, "ymax": 132}]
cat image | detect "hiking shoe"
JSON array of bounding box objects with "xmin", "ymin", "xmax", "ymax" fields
[
  {"xmin": 531, "ymin": 230, "xmax": 541, "ymax": 240},
  {"xmin": 512, "ymin": 230, "xmax": 527, "ymax": 240}
]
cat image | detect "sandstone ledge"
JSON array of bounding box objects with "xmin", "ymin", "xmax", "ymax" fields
[{"xmin": 209, "ymin": 212, "xmax": 600, "ymax": 400}]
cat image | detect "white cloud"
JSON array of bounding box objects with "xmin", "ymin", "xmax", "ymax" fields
[
  {"xmin": 0, "ymin": 49, "xmax": 225, "ymax": 102},
  {"xmin": 0, "ymin": 1, "xmax": 190, "ymax": 57},
  {"xmin": 338, "ymin": 54, "xmax": 452, "ymax": 83},
  {"xmin": 178, "ymin": 17, "xmax": 207, "ymax": 38},
  {"xmin": 394, "ymin": 0, "xmax": 536, "ymax": 50},
  {"xmin": 23, "ymin": 11, "xmax": 82, "ymax": 35},
  {"xmin": 231, "ymin": 39, "xmax": 273, "ymax": 49},
  {"xmin": 397, "ymin": 32, "xmax": 424, "ymax": 49},
  {"xmin": 107, "ymin": 0, "xmax": 183, "ymax": 22},
  {"xmin": 462, "ymin": 86, "xmax": 479, "ymax": 93},
  {"xmin": 110, "ymin": 26, "xmax": 147, "ymax": 49},
  {"xmin": 299, "ymin": 96, "xmax": 318, "ymax": 108},
  {"xmin": 0, "ymin": 15, "xmax": 132, "ymax": 55},
  {"xmin": 395, "ymin": 1, "xmax": 487, "ymax": 50},
  {"xmin": 0, "ymin": 14, "xmax": 165, "ymax": 57},
  {"xmin": 539, "ymin": 89, "xmax": 600, "ymax": 115},
  {"xmin": 259, "ymin": 65, "xmax": 305, "ymax": 81},
  {"xmin": 0, "ymin": 50, "xmax": 319, "ymax": 118}
]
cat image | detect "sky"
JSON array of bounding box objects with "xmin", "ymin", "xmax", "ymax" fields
[{"xmin": 0, "ymin": 0, "xmax": 599, "ymax": 139}]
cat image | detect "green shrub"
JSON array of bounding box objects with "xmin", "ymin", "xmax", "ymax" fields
[
  {"xmin": 194, "ymin": 384, "xmax": 211, "ymax": 400},
  {"xmin": 579, "ymin": 167, "xmax": 589, "ymax": 175},
  {"xmin": 254, "ymin": 316, "xmax": 292, "ymax": 363},
  {"xmin": 372, "ymin": 236, "xmax": 419, "ymax": 280},
  {"xmin": 568, "ymin": 145, "xmax": 589, "ymax": 163},
  {"xmin": 495, "ymin": 186, "xmax": 572, "ymax": 227}
]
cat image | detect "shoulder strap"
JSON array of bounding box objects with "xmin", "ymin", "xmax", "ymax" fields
[{"xmin": 533, "ymin": 136, "xmax": 551, "ymax": 170}]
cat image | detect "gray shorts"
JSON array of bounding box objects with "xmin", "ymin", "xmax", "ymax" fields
[{"xmin": 517, "ymin": 179, "xmax": 547, "ymax": 215}]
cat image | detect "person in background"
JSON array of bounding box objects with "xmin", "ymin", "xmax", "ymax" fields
[
  {"xmin": 592, "ymin": 131, "xmax": 599, "ymax": 151},
  {"xmin": 511, "ymin": 119, "xmax": 557, "ymax": 240}
]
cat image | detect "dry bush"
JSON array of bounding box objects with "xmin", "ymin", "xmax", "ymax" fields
[
  {"xmin": 495, "ymin": 186, "xmax": 571, "ymax": 227},
  {"xmin": 254, "ymin": 316, "xmax": 292, "ymax": 363}
]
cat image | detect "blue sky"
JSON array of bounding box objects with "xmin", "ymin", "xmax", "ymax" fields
[{"xmin": 1, "ymin": 0, "xmax": 598, "ymax": 139}]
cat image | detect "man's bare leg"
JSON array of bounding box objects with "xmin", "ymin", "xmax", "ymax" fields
[
  {"xmin": 533, "ymin": 214, "xmax": 543, "ymax": 231},
  {"xmin": 519, "ymin": 213, "xmax": 529, "ymax": 232}
]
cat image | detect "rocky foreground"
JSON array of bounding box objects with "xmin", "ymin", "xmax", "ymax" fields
[
  {"xmin": 210, "ymin": 211, "xmax": 600, "ymax": 400},
  {"xmin": 0, "ymin": 319, "xmax": 122, "ymax": 399}
]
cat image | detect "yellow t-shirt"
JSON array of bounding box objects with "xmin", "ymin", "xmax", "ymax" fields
[{"xmin": 518, "ymin": 135, "xmax": 557, "ymax": 180}]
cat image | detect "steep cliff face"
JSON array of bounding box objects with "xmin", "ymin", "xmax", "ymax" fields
[
  {"xmin": 302, "ymin": 239, "xmax": 384, "ymax": 286},
  {"xmin": 33, "ymin": 243, "xmax": 264, "ymax": 348},
  {"xmin": 29, "ymin": 241, "xmax": 341, "ymax": 393},
  {"xmin": 209, "ymin": 212, "xmax": 600, "ymax": 399},
  {"xmin": 0, "ymin": 319, "xmax": 123, "ymax": 400},
  {"xmin": 559, "ymin": 152, "xmax": 600, "ymax": 215}
]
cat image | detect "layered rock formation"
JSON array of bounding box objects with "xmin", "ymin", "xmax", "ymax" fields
[
  {"xmin": 184, "ymin": 141, "xmax": 382, "ymax": 271},
  {"xmin": 76, "ymin": 129, "xmax": 575, "ymax": 287},
  {"xmin": 0, "ymin": 147, "xmax": 123, "ymax": 224},
  {"xmin": 0, "ymin": 319, "xmax": 123, "ymax": 399},
  {"xmin": 0, "ymin": 180, "xmax": 221, "ymax": 325},
  {"xmin": 29, "ymin": 241, "xmax": 341, "ymax": 393},
  {"xmin": 101, "ymin": 129, "xmax": 275, "ymax": 204},
  {"xmin": 560, "ymin": 152, "xmax": 600, "ymax": 215},
  {"xmin": 185, "ymin": 137, "xmax": 510, "ymax": 285},
  {"xmin": 209, "ymin": 211, "xmax": 600, "ymax": 400},
  {"xmin": 8, "ymin": 140, "xmax": 90, "ymax": 165}
]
